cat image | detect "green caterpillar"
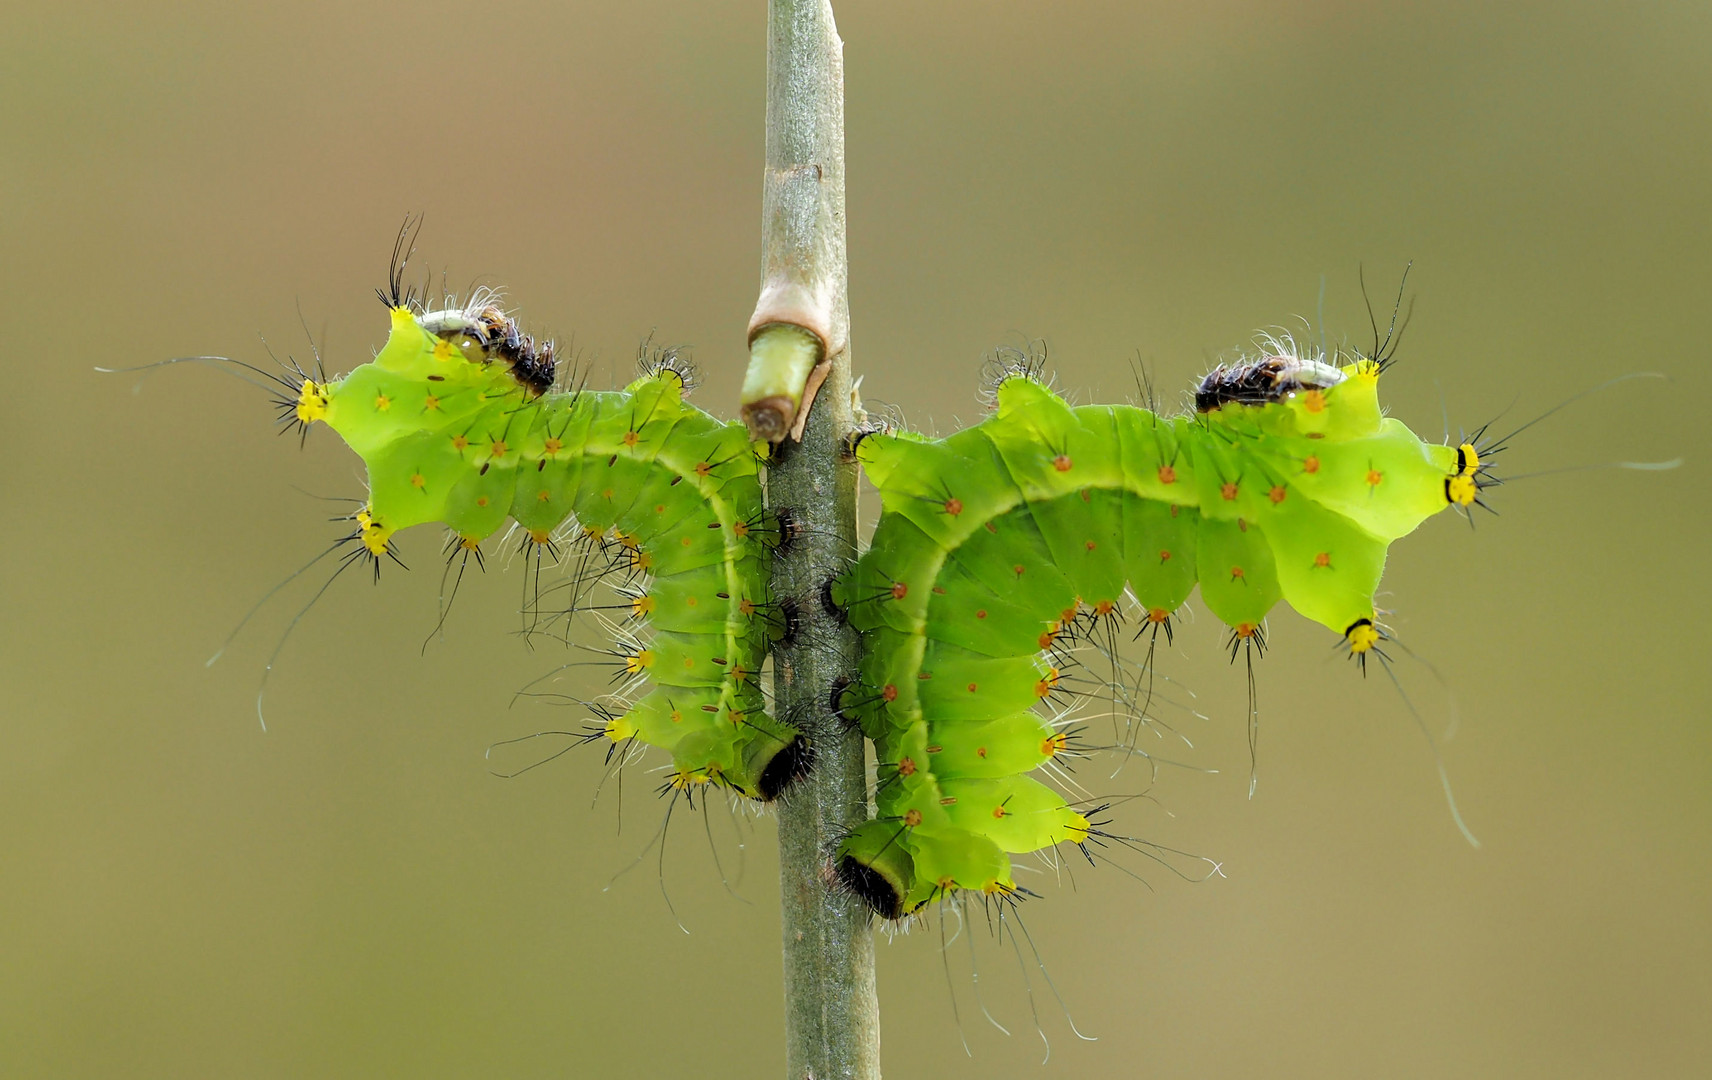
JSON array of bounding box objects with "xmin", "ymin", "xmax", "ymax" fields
[
  {"xmin": 287, "ymin": 265, "xmax": 809, "ymax": 802},
  {"xmin": 832, "ymin": 346, "xmax": 1481, "ymax": 919}
]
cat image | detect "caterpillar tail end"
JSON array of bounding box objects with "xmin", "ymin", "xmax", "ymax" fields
[
  {"xmin": 750, "ymin": 731, "xmax": 814, "ymax": 802},
  {"xmin": 835, "ymin": 821, "xmax": 918, "ymax": 921}
]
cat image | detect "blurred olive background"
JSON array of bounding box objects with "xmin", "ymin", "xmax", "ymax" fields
[{"xmin": 4, "ymin": 1, "xmax": 1708, "ymax": 1076}]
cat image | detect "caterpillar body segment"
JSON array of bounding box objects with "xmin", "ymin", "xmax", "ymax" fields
[
  {"xmin": 302, "ymin": 303, "xmax": 804, "ymax": 801},
  {"xmin": 837, "ymin": 361, "xmax": 1462, "ymax": 917}
]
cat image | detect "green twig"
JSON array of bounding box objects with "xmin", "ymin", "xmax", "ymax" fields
[{"xmin": 753, "ymin": 2, "xmax": 880, "ymax": 1078}]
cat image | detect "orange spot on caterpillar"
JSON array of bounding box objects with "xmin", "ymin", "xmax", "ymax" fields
[
  {"xmin": 1302, "ymin": 388, "xmax": 1326, "ymax": 413},
  {"xmin": 1303, "ymin": 455, "xmax": 1321, "ymax": 473},
  {"xmin": 890, "ymin": 582, "xmax": 908, "ymax": 600},
  {"xmin": 1234, "ymin": 622, "xmax": 1258, "ymax": 638},
  {"xmin": 1159, "ymin": 549, "xmax": 1172, "ymax": 562},
  {"xmin": 1085, "ymin": 540, "xmax": 1097, "ymax": 550},
  {"xmin": 903, "ymin": 809, "xmax": 923, "ymax": 827},
  {"xmin": 631, "ymin": 595, "xmax": 656, "ymax": 617},
  {"xmin": 733, "ymin": 521, "xmax": 750, "ymax": 539},
  {"xmin": 695, "ymin": 461, "xmax": 712, "ymax": 477},
  {"xmin": 623, "ymin": 431, "xmax": 639, "ymax": 448},
  {"xmin": 410, "ymin": 472, "xmax": 426, "ymax": 489},
  {"xmin": 1042, "ymin": 733, "xmax": 1067, "ymax": 757},
  {"xmin": 475, "ymin": 496, "xmax": 489, "ymax": 508},
  {"xmin": 601, "ymin": 488, "xmax": 614, "ymax": 500},
  {"xmin": 432, "ymin": 340, "xmax": 457, "ymax": 362},
  {"xmin": 670, "ymin": 710, "xmax": 682, "ymax": 724},
  {"xmin": 680, "ymin": 536, "xmax": 692, "ymax": 546},
  {"xmin": 896, "ymin": 756, "xmax": 916, "ymax": 777},
  {"xmin": 944, "ymin": 498, "xmax": 963, "ymax": 516},
  {"xmin": 1314, "ymin": 551, "xmax": 1331, "ymax": 568},
  {"xmin": 544, "ymin": 437, "xmax": 562, "ymax": 454},
  {"xmin": 975, "ymin": 609, "xmax": 987, "ymax": 619},
  {"xmin": 654, "ymin": 504, "xmax": 666, "ymax": 515},
  {"xmin": 1094, "ymin": 599, "xmax": 1116, "ymax": 616},
  {"xmin": 625, "ymin": 649, "xmax": 655, "ymax": 673},
  {"xmin": 1221, "ymin": 481, "xmax": 1239, "ymax": 500},
  {"xmin": 528, "ymin": 528, "xmax": 550, "ymax": 545},
  {"xmin": 991, "ymin": 804, "xmax": 1007, "ymax": 819},
  {"xmin": 1367, "ymin": 468, "xmax": 1383, "ymax": 487},
  {"xmin": 489, "ymin": 440, "xmax": 506, "ymax": 458},
  {"xmin": 1053, "ymin": 454, "xmax": 1073, "ymax": 472},
  {"xmin": 730, "ymin": 664, "xmax": 750, "ymax": 683},
  {"xmin": 976, "ymin": 746, "xmax": 988, "ymax": 758},
  {"xmin": 1269, "ymin": 485, "xmax": 1287, "ymax": 503},
  {"xmin": 451, "ymin": 434, "xmax": 469, "ymax": 451},
  {"xmin": 685, "ymin": 596, "xmax": 697, "ymax": 607},
  {"xmin": 881, "ymin": 684, "xmax": 898, "ymax": 702},
  {"xmin": 1013, "ymin": 564, "xmax": 1025, "ymax": 576},
  {"xmin": 967, "ymin": 683, "xmax": 978, "ymax": 693},
  {"xmin": 1147, "ymin": 607, "xmax": 1170, "ymax": 623},
  {"xmin": 739, "ymin": 598, "xmax": 755, "ymax": 616},
  {"xmin": 1158, "ymin": 464, "xmax": 1177, "ymax": 485},
  {"xmin": 1034, "ymin": 669, "xmax": 1059, "ymax": 698},
  {"xmin": 1230, "ymin": 565, "xmax": 1245, "ymax": 580},
  {"xmin": 422, "ymin": 395, "xmax": 439, "ymax": 411}
]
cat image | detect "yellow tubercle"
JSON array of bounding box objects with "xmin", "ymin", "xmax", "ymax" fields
[
  {"xmin": 355, "ymin": 508, "xmax": 393, "ymax": 556},
  {"xmin": 1457, "ymin": 441, "xmax": 1480, "ymax": 475},
  {"xmin": 668, "ymin": 768, "xmax": 712, "ymax": 791},
  {"xmin": 295, "ymin": 379, "xmax": 329, "ymax": 425},
  {"xmin": 1344, "ymin": 619, "xmax": 1382, "ymax": 653},
  {"xmin": 1062, "ymin": 811, "xmax": 1091, "ymax": 846},
  {"xmin": 1446, "ymin": 473, "xmax": 1479, "ymax": 507}
]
